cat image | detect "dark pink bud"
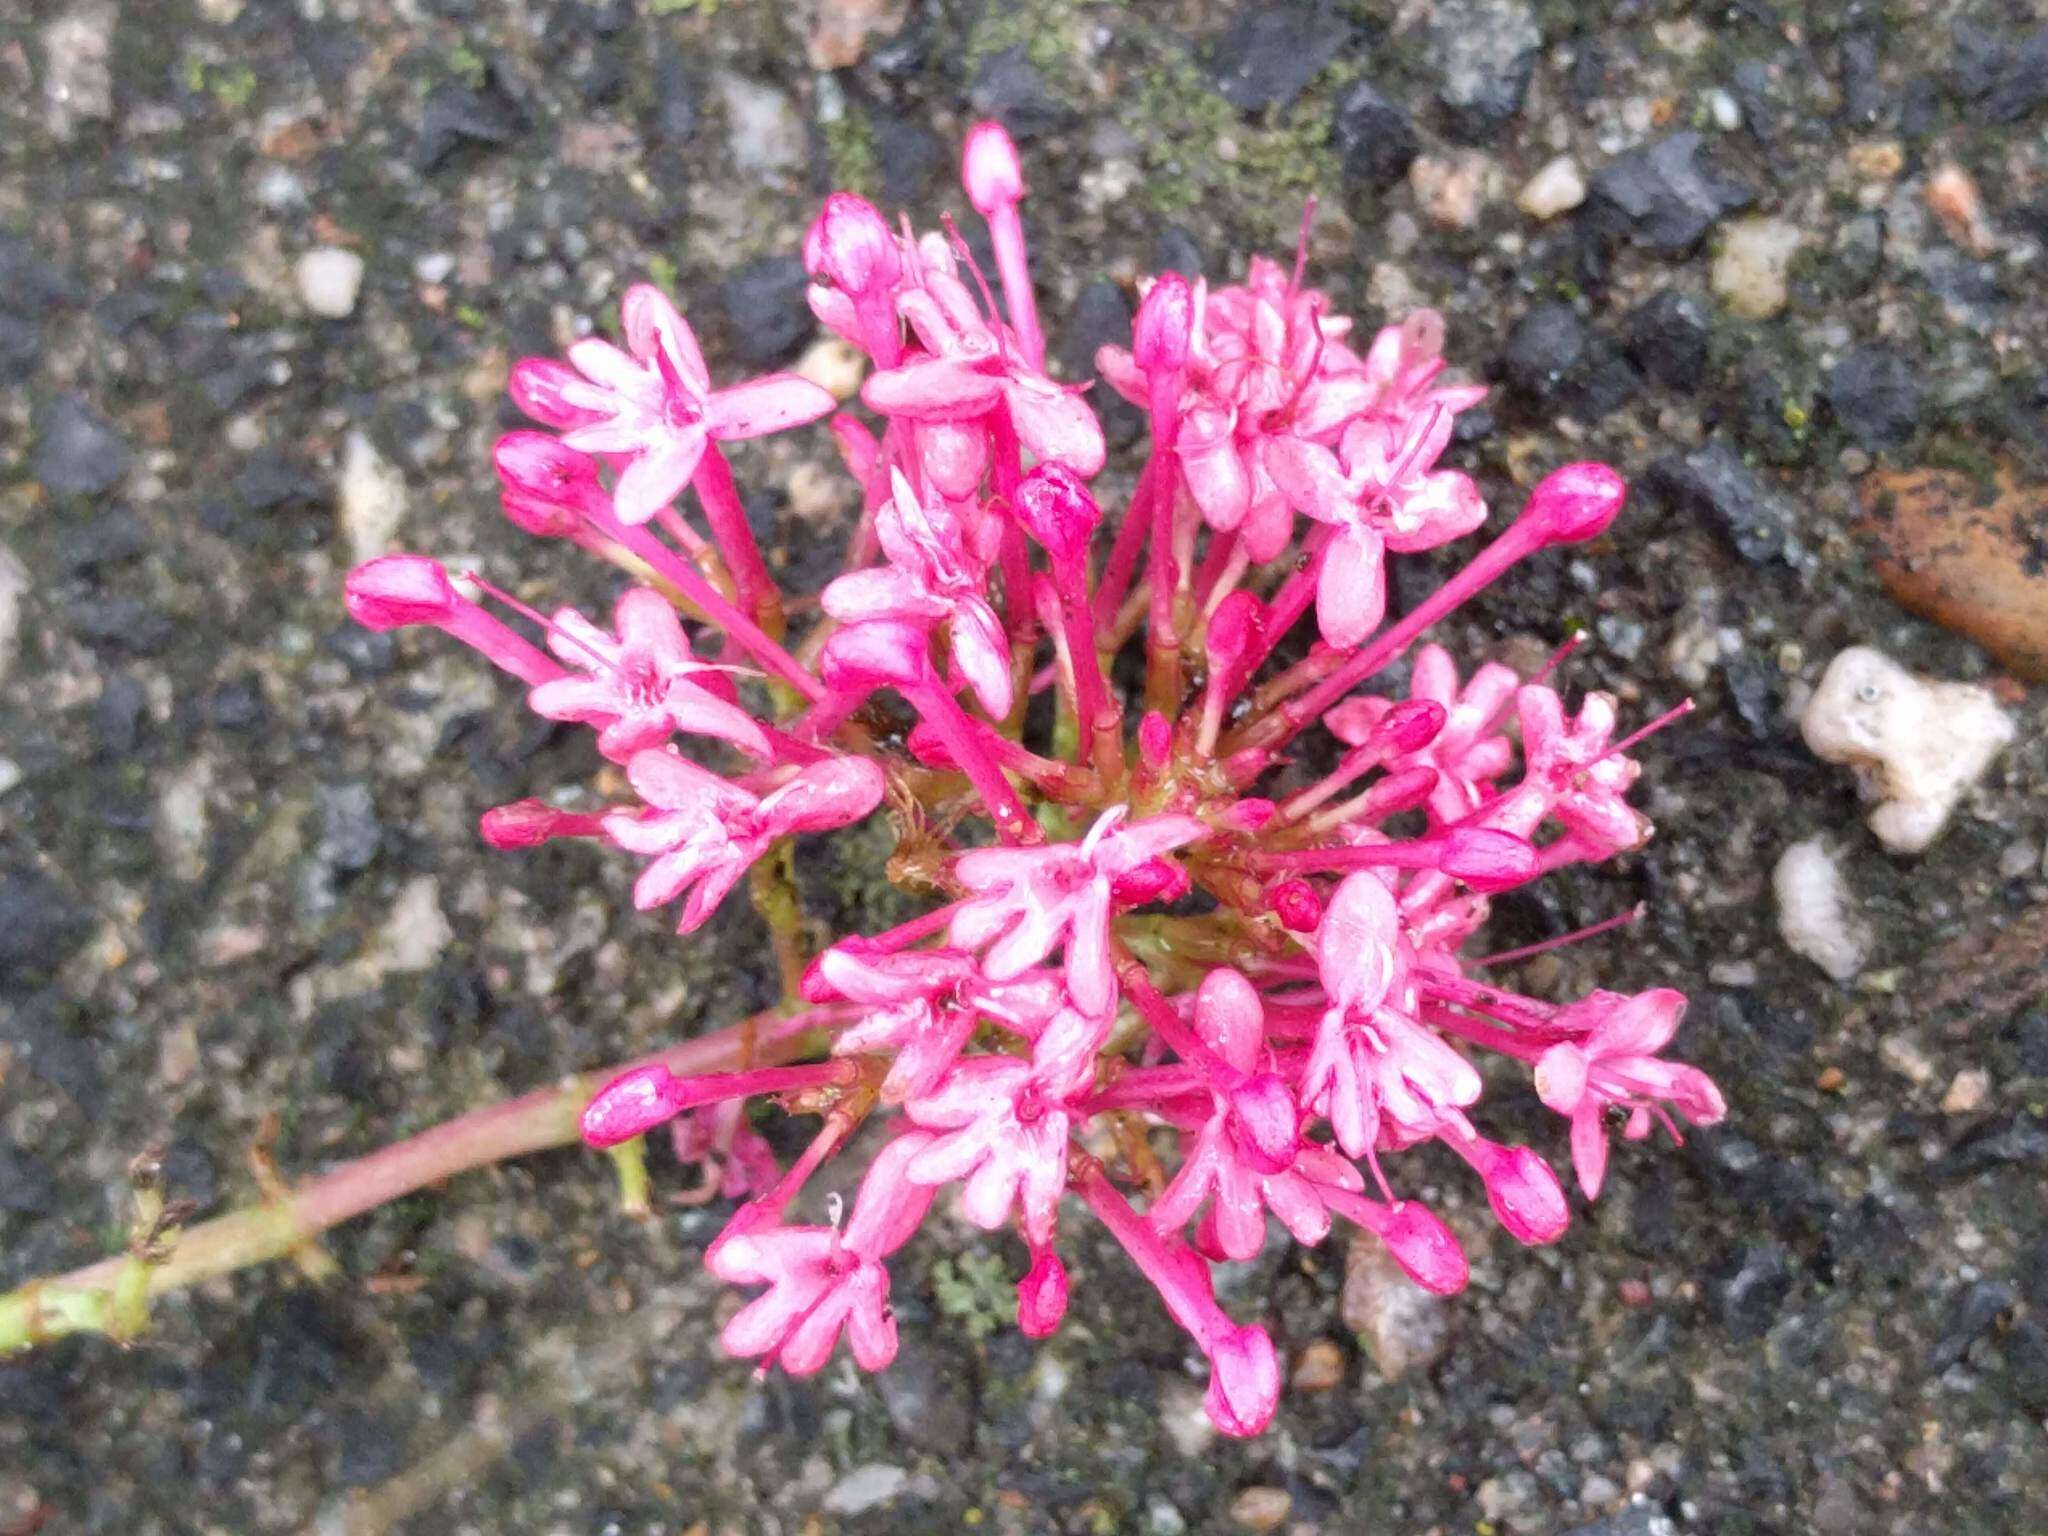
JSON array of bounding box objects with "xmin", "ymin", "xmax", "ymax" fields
[
  {"xmin": 1438, "ymin": 827, "xmax": 1539, "ymax": 893},
  {"xmin": 961, "ymin": 120, "xmax": 1024, "ymax": 213},
  {"xmin": 1218, "ymin": 797, "xmax": 1277, "ymax": 834},
  {"xmin": 1138, "ymin": 711, "xmax": 1173, "ymax": 769},
  {"xmin": 1226, "ymin": 1073, "xmax": 1301, "ymax": 1176},
  {"xmin": 1267, "ymin": 879, "xmax": 1321, "ymax": 933},
  {"xmin": 1017, "ymin": 1249, "xmax": 1068, "ymax": 1338},
  {"xmin": 1112, "ymin": 857, "xmax": 1191, "ymax": 907},
  {"xmin": 580, "ymin": 1064, "xmax": 690, "ymax": 1149},
  {"xmin": 345, "ymin": 555, "xmax": 459, "ymax": 631},
  {"xmin": 1364, "ymin": 765, "xmax": 1439, "ymax": 817},
  {"xmin": 1476, "ymin": 1143, "xmax": 1569, "ymax": 1245},
  {"xmin": 479, "ymin": 799, "xmax": 575, "ymax": 850},
  {"xmin": 1013, "ymin": 462, "xmax": 1103, "ymax": 564},
  {"xmin": 1204, "ymin": 1325, "xmax": 1280, "ymax": 1438},
  {"xmin": 1379, "ymin": 1202, "xmax": 1469, "ymax": 1295},
  {"xmin": 1380, "ymin": 697, "xmax": 1447, "ymax": 753},
  {"xmin": 1205, "ymin": 590, "xmax": 1264, "ymax": 672},
  {"xmin": 1133, "ymin": 271, "xmax": 1194, "ymax": 374},
  {"xmin": 903, "ymin": 720, "xmax": 956, "ymax": 770},
  {"xmin": 493, "ymin": 431, "xmax": 600, "ymax": 538},
  {"xmin": 802, "ymin": 192, "xmax": 902, "ymax": 295},
  {"xmin": 1521, "ymin": 462, "xmax": 1627, "ymax": 545}
]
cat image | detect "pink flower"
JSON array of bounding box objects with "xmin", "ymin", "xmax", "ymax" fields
[
  {"xmin": 1149, "ymin": 970, "xmax": 1326, "ymax": 1261},
  {"xmin": 1303, "ymin": 873, "xmax": 1482, "ymax": 1158},
  {"xmin": 1493, "ymin": 685, "xmax": 1650, "ymax": 858},
  {"xmin": 860, "ymin": 257, "xmax": 1105, "ymax": 477},
  {"xmin": 1326, "ymin": 644, "xmax": 1520, "ymax": 823},
  {"xmin": 708, "ymin": 1132, "xmax": 936, "ymax": 1375},
  {"xmin": 605, "ymin": 751, "xmax": 885, "ymax": 932},
  {"xmin": 903, "ymin": 1056, "xmax": 1074, "ymax": 1244},
  {"xmin": 1534, "ymin": 988, "xmax": 1727, "ymax": 1197},
  {"xmin": 510, "ymin": 284, "xmax": 834, "ymax": 525},
  {"xmin": 951, "ymin": 807, "xmax": 1207, "ymax": 1016},
  {"xmin": 528, "ymin": 587, "xmax": 769, "ymax": 762},
  {"xmin": 821, "ymin": 469, "xmax": 1014, "ymax": 718},
  {"xmin": 812, "ymin": 943, "xmax": 1063, "ymax": 1102},
  {"xmin": 1266, "ymin": 407, "xmax": 1488, "ymax": 647}
]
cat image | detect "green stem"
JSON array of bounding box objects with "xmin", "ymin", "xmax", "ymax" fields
[{"xmin": 0, "ymin": 1008, "xmax": 824, "ymax": 1357}]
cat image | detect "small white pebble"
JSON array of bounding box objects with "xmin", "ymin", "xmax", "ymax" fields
[
  {"xmin": 337, "ymin": 429, "xmax": 407, "ymax": 565},
  {"xmin": 1712, "ymin": 217, "xmax": 1801, "ymax": 320},
  {"xmin": 1707, "ymin": 87, "xmax": 1741, "ymax": 131},
  {"xmin": 1941, "ymin": 1068, "xmax": 1990, "ymax": 1115},
  {"xmin": 1517, "ymin": 156, "xmax": 1587, "ymax": 220},
  {"xmin": 1774, "ymin": 838, "xmax": 1870, "ymax": 981},
  {"xmin": 295, "ymin": 246, "xmax": 366, "ymax": 319},
  {"xmin": 1800, "ymin": 647, "xmax": 2016, "ymax": 854}
]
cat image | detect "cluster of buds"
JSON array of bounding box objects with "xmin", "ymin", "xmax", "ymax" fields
[{"xmin": 345, "ymin": 122, "xmax": 1723, "ymax": 1437}]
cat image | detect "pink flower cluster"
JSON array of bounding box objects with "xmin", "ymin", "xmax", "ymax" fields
[{"xmin": 346, "ymin": 122, "xmax": 1723, "ymax": 1437}]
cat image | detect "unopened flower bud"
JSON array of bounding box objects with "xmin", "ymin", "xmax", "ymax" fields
[
  {"xmin": 803, "ymin": 192, "xmax": 902, "ymax": 295},
  {"xmin": 1267, "ymin": 879, "xmax": 1321, "ymax": 932},
  {"xmin": 1204, "ymin": 1324, "xmax": 1280, "ymax": 1438},
  {"xmin": 1379, "ymin": 697, "xmax": 1447, "ymax": 754},
  {"xmin": 1133, "ymin": 271, "xmax": 1195, "ymax": 374},
  {"xmin": 1204, "ymin": 590, "xmax": 1264, "ymax": 673},
  {"xmin": 1013, "ymin": 461, "xmax": 1103, "ymax": 565},
  {"xmin": 345, "ymin": 555, "xmax": 459, "ymax": 631},
  {"xmin": 1437, "ymin": 827, "xmax": 1538, "ymax": 893},
  {"xmin": 1521, "ymin": 462, "xmax": 1627, "ymax": 545},
  {"xmin": 1473, "ymin": 1142, "xmax": 1569, "ymax": 1245},
  {"xmin": 1226, "ymin": 1073, "xmax": 1301, "ymax": 1176},
  {"xmin": 1378, "ymin": 1201, "xmax": 1469, "ymax": 1295},
  {"xmin": 1218, "ymin": 797, "xmax": 1277, "ymax": 834},
  {"xmin": 961, "ymin": 120, "xmax": 1025, "ymax": 214},
  {"xmin": 479, "ymin": 799, "xmax": 585, "ymax": 850},
  {"xmin": 494, "ymin": 431, "xmax": 600, "ymax": 538},
  {"xmin": 581, "ymin": 1064, "xmax": 690, "ymax": 1149},
  {"xmin": 1138, "ymin": 710, "xmax": 1173, "ymax": 769},
  {"xmin": 1017, "ymin": 1248, "xmax": 1068, "ymax": 1338}
]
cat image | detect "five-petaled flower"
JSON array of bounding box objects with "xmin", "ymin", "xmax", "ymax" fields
[
  {"xmin": 821, "ymin": 468, "xmax": 1015, "ymax": 718},
  {"xmin": 1535, "ymin": 988, "xmax": 1728, "ymax": 1198},
  {"xmin": 511, "ymin": 283, "xmax": 835, "ymax": 525},
  {"xmin": 950, "ymin": 807, "xmax": 1207, "ymax": 1016},
  {"xmin": 530, "ymin": 587, "xmax": 769, "ymax": 762},
  {"xmin": 606, "ymin": 751, "xmax": 886, "ymax": 932}
]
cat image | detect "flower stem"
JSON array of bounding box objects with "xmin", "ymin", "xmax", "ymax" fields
[{"xmin": 0, "ymin": 1008, "xmax": 825, "ymax": 1357}]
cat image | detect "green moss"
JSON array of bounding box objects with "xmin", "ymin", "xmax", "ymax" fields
[
  {"xmin": 963, "ymin": 0, "xmax": 1084, "ymax": 76},
  {"xmin": 931, "ymin": 1250, "xmax": 1013, "ymax": 1340},
  {"xmin": 1126, "ymin": 49, "xmax": 1346, "ymax": 234},
  {"xmin": 822, "ymin": 105, "xmax": 880, "ymax": 201}
]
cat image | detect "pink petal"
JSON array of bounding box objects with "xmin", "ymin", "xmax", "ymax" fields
[
  {"xmin": 625, "ymin": 747, "xmax": 749, "ymax": 818},
  {"xmin": 1315, "ymin": 523, "xmax": 1386, "ymax": 648},
  {"xmin": 1570, "ymin": 1106, "xmax": 1611, "ymax": 1200},
  {"xmin": 1318, "ymin": 873, "xmax": 1399, "ymax": 1014},
  {"xmin": 820, "ymin": 566, "xmax": 947, "ymax": 624},
  {"xmin": 621, "ymin": 283, "xmax": 709, "ymax": 391},
  {"xmin": 1180, "ymin": 427, "xmax": 1252, "ymax": 531},
  {"xmin": 567, "ymin": 336, "xmax": 649, "ymax": 398},
  {"xmin": 508, "ymin": 358, "xmax": 605, "ymax": 431},
  {"xmin": 664, "ymin": 686, "xmax": 773, "ymax": 759},
  {"xmin": 862, "ymin": 356, "xmax": 1005, "ymax": 422},
  {"xmin": 948, "ymin": 597, "xmax": 1014, "ymax": 719},
  {"xmin": 613, "ymin": 432, "xmax": 706, "ymax": 524},
  {"xmin": 1384, "ymin": 469, "xmax": 1487, "ymax": 552},
  {"xmin": 614, "ymin": 586, "xmax": 689, "ymax": 663},
  {"xmin": 1003, "ymin": 377, "xmax": 1107, "ymax": 477},
  {"xmin": 1264, "ymin": 435, "xmax": 1356, "ymax": 523},
  {"xmin": 709, "ymin": 373, "xmax": 836, "ymax": 440},
  {"xmin": 756, "ymin": 757, "xmax": 887, "ymax": 837},
  {"xmin": 1193, "ymin": 967, "xmax": 1264, "ymax": 1073}
]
